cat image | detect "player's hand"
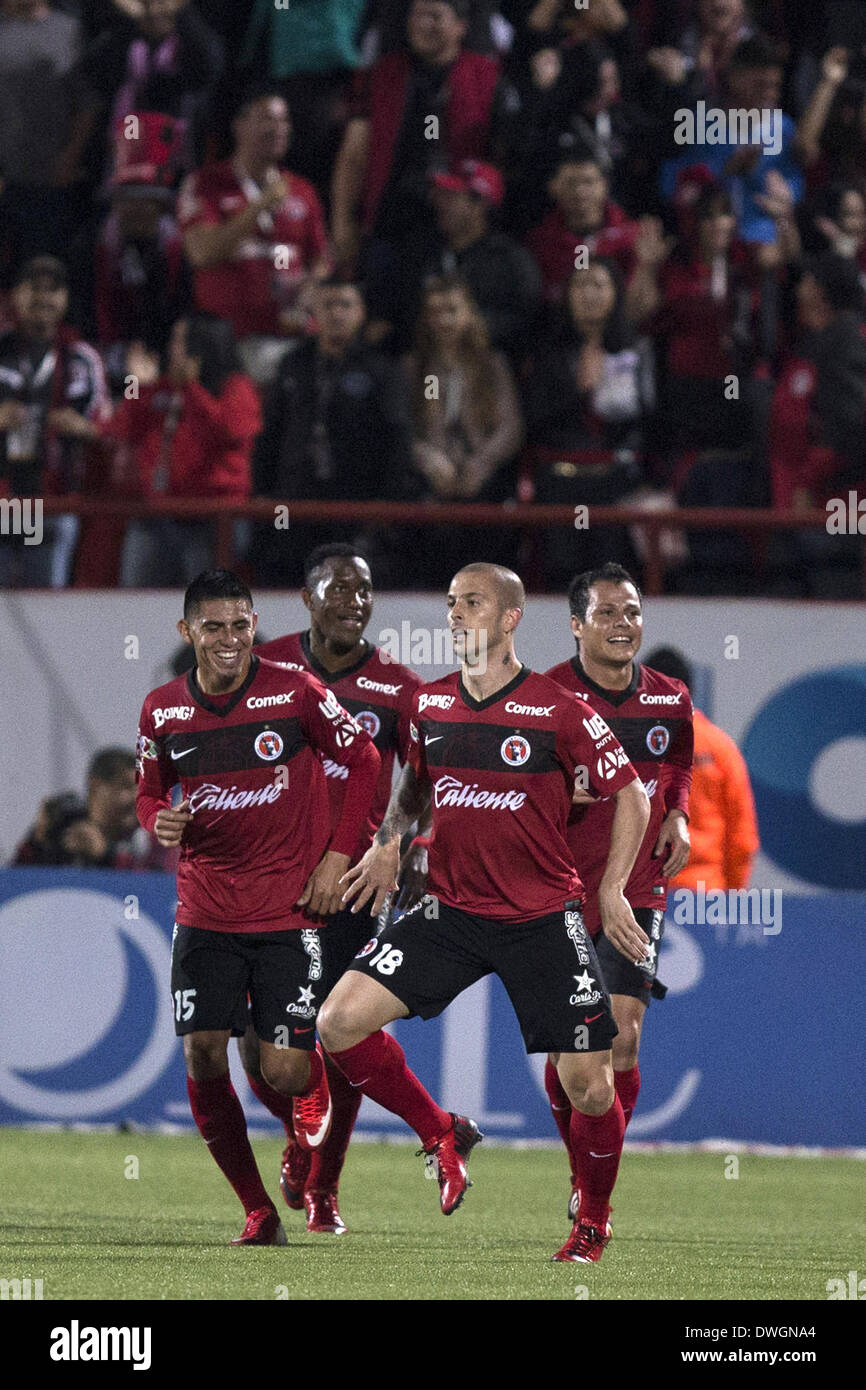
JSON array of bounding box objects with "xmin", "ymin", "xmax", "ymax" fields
[
  {"xmin": 297, "ymin": 850, "xmax": 351, "ymax": 918},
  {"xmin": 257, "ymin": 174, "xmax": 288, "ymax": 214},
  {"xmin": 599, "ymin": 887, "xmax": 650, "ymax": 964},
  {"xmin": 0, "ymin": 401, "xmax": 27, "ymax": 432},
  {"xmin": 572, "ymin": 783, "xmax": 599, "ymax": 805},
  {"xmin": 653, "ymin": 809, "xmax": 690, "ymax": 876},
  {"xmin": 340, "ymin": 839, "xmax": 400, "ymax": 917},
  {"xmin": 395, "ymin": 840, "xmax": 428, "ymax": 913},
  {"xmin": 48, "ymin": 408, "xmax": 97, "ymax": 440},
  {"xmin": 154, "ymin": 799, "xmax": 192, "ymax": 847}
]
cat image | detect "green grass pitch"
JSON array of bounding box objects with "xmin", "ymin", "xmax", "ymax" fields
[{"xmin": 2, "ymin": 1130, "xmax": 863, "ymax": 1301}]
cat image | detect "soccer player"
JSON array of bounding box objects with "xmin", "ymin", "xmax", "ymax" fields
[
  {"xmin": 545, "ymin": 564, "xmax": 693, "ymax": 1219},
  {"xmin": 136, "ymin": 569, "xmax": 380, "ymax": 1245},
  {"xmin": 319, "ymin": 562, "xmax": 651, "ymax": 1263},
  {"xmin": 237, "ymin": 543, "xmax": 425, "ymax": 1235}
]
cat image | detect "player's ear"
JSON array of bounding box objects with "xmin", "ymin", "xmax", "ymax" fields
[
  {"xmin": 570, "ymin": 614, "xmax": 581, "ymax": 641},
  {"xmin": 177, "ymin": 617, "xmax": 193, "ymax": 646},
  {"xmin": 300, "ymin": 587, "xmax": 312, "ymax": 613},
  {"xmin": 250, "ymin": 610, "xmax": 258, "ymax": 636}
]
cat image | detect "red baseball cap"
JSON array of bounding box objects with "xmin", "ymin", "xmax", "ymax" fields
[{"xmin": 430, "ymin": 159, "xmax": 504, "ymax": 207}]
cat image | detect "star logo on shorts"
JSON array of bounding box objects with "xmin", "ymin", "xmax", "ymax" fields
[
  {"xmin": 643, "ymin": 943, "xmax": 657, "ymax": 970},
  {"xmin": 573, "ymin": 970, "xmax": 595, "ymax": 993},
  {"xmin": 296, "ymin": 985, "xmax": 315, "ymax": 1007}
]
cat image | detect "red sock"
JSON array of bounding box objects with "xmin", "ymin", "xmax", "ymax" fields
[
  {"xmin": 544, "ymin": 1057, "xmax": 577, "ymax": 1183},
  {"xmin": 187, "ymin": 1074, "xmax": 272, "ymax": 1215},
  {"xmin": 246, "ymin": 1073, "xmax": 294, "ymax": 1138},
  {"xmin": 569, "ymin": 1094, "xmax": 625, "ymax": 1229},
  {"xmin": 328, "ymin": 1031, "xmax": 450, "ymax": 1149},
  {"xmin": 614, "ymin": 1065, "xmax": 641, "ymax": 1129},
  {"xmin": 307, "ymin": 1055, "xmax": 363, "ymax": 1191}
]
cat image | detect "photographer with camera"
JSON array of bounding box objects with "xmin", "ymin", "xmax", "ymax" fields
[{"xmin": 11, "ymin": 747, "xmax": 173, "ymax": 870}]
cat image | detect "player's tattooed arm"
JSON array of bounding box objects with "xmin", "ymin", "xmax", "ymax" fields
[{"xmin": 341, "ymin": 766, "xmax": 432, "ymax": 917}]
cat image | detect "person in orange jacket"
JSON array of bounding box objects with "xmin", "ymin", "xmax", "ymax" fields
[{"xmin": 643, "ymin": 647, "xmax": 759, "ymax": 892}]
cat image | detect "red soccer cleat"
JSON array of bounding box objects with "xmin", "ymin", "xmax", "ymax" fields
[
  {"xmin": 230, "ymin": 1206, "xmax": 287, "ymax": 1246},
  {"xmin": 279, "ymin": 1137, "xmax": 312, "ymax": 1210},
  {"xmin": 304, "ymin": 1188, "xmax": 348, "ymax": 1235},
  {"xmin": 292, "ymin": 1045, "xmax": 333, "ymax": 1153},
  {"xmin": 551, "ymin": 1217, "xmax": 613, "ymax": 1264},
  {"xmin": 420, "ymin": 1114, "xmax": 483, "ymax": 1215}
]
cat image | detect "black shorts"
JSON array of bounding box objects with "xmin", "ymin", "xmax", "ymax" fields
[
  {"xmin": 592, "ymin": 907, "xmax": 667, "ymax": 1005},
  {"xmin": 320, "ymin": 905, "xmax": 387, "ymax": 995},
  {"xmin": 170, "ymin": 923, "xmax": 324, "ymax": 1051},
  {"xmin": 346, "ymin": 896, "xmax": 618, "ymax": 1054}
]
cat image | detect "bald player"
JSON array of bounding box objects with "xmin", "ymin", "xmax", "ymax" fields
[{"xmin": 318, "ymin": 563, "xmax": 650, "ymax": 1262}]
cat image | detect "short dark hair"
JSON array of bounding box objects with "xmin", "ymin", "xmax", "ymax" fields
[
  {"xmin": 303, "ymin": 543, "xmax": 371, "ymax": 588},
  {"xmin": 183, "ymin": 570, "xmax": 253, "ymax": 621},
  {"xmin": 728, "ymin": 35, "xmax": 782, "ymax": 72},
  {"xmin": 568, "ymin": 563, "xmax": 642, "ymax": 620},
  {"xmin": 412, "ymin": 0, "xmax": 470, "ymax": 19},
  {"xmin": 318, "ymin": 273, "xmax": 366, "ymax": 299},
  {"xmin": 642, "ymin": 646, "xmax": 693, "ymax": 691},
  {"xmin": 88, "ymin": 747, "xmax": 136, "ymax": 783},
  {"xmin": 234, "ymin": 82, "xmax": 288, "ymax": 122}
]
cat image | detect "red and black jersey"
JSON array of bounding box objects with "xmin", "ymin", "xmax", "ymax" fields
[
  {"xmin": 546, "ymin": 655, "xmax": 693, "ymax": 932},
  {"xmin": 135, "ymin": 656, "xmax": 380, "ymax": 933},
  {"xmin": 255, "ymin": 630, "xmax": 422, "ymax": 862},
  {"xmin": 406, "ymin": 666, "xmax": 638, "ymax": 922}
]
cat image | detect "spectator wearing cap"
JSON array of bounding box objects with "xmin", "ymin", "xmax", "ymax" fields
[
  {"xmin": 0, "ymin": 255, "xmax": 109, "ymax": 587},
  {"xmin": 94, "ymin": 111, "xmax": 190, "ymax": 389},
  {"xmin": 0, "ymin": 1, "xmax": 86, "ymax": 260},
  {"xmin": 770, "ymin": 251, "xmax": 866, "ymax": 513},
  {"xmin": 178, "ymin": 87, "xmax": 331, "ymax": 388},
  {"xmin": 524, "ymin": 151, "xmax": 639, "ymax": 307},
  {"xmin": 97, "ymin": 312, "xmax": 261, "ymax": 587},
  {"xmin": 251, "ymin": 276, "xmax": 417, "ymax": 587},
  {"xmin": 422, "ymin": 159, "xmax": 541, "ymax": 359},
  {"xmin": 67, "ymin": 0, "xmax": 224, "ymax": 192},
  {"xmin": 331, "ymin": 0, "xmax": 502, "ymax": 331}
]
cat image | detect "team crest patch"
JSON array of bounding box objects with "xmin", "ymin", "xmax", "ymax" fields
[
  {"xmin": 355, "ymin": 938, "xmax": 378, "ymax": 959},
  {"xmin": 647, "ymin": 725, "xmax": 670, "ymax": 755},
  {"xmin": 356, "ymin": 710, "xmax": 381, "ymax": 738},
  {"xmin": 254, "ymin": 729, "xmax": 284, "ymax": 761},
  {"xmin": 501, "ymin": 734, "xmax": 530, "ymax": 766}
]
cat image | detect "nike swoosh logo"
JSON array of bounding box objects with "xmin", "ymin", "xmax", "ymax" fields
[
  {"xmin": 589, "ymin": 1151, "xmax": 615, "ymax": 1159},
  {"xmin": 170, "ymin": 747, "xmax": 197, "ymax": 760},
  {"xmin": 304, "ymin": 1098, "xmax": 333, "ymax": 1149},
  {"xmin": 295, "ymin": 1027, "xmax": 314, "ymax": 1034},
  {"xmin": 585, "ymin": 1012, "xmax": 604, "ymax": 1023},
  {"xmin": 424, "ymin": 736, "xmax": 444, "ymax": 745}
]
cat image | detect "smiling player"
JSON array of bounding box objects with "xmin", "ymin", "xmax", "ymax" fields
[
  {"xmin": 545, "ymin": 564, "xmax": 693, "ymax": 1221},
  {"xmin": 237, "ymin": 544, "xmax": 425, "ymax": 1235},
  {"xmin": 318, "ymin": 562, "xmax": 650, "ymax": 1263},
  {"xmin": 135, "ymin": 569, "xmax": 380, "ymax": 1245}
]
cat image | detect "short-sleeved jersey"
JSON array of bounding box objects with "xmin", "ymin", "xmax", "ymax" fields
[
  {"xmin": 255, "ymin": 631, "xmax": 422, "ymax": 862},
  {"xmin": 177, "ymin": 159, "xmax": 329, "ymax": 338},
  {"xmin": 406, "ymin": 666, "xmax": 638, "ymax": 922},
  {"xmin": 135, "ymin": 656, "xmax": 379, "ymax": 933},
  {"xmin": 546, "ymin": 656, "xmax": 694, "ymax": 932}
]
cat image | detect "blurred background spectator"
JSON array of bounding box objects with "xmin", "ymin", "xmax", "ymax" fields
[
  {"xmin": 644, "ymin": 646, "xmax": 760, "ymax": 895},
  {"xmin": 11, "ymin": 746, "xmax": 174, "ymax": 869},
  {"xmin": 523, "ymin": 255, "xmax": 653, "ymax": 585},
  {"xmin": 100, "ymin": 311, "xmax": 260, "ymax": 586},
  {"xmin": 251, "ymin": 275, "xmax": 416, "ymax": 586},
  {"xmin": 0, "ymin": 255, "xmax": 109, "ymax": 587}
]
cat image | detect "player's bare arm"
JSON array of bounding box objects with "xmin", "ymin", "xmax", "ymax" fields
[
  {"xmin": 341, "ymin": 764, "xmax": 433, "ymax": 916},
  {"xmin": 598, "ymin": 779, "xmax": 651, "ymax": 962},
  {"xmin": 153, "ymin": 799, "xmax": 192, "ymax": 848},
  {"xmin": 654, "ymin": 808, "xmax": 690, "ymax": 876}
]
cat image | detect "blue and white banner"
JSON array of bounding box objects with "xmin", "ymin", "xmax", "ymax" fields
[{"xmin": 1, "ymin": 870, "xmax": 863, "ymax": 1145}]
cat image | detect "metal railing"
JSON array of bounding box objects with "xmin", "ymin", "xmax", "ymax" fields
[{"xmin": 42, "ymin": 495, "xmax": 859, "ymax": 595}]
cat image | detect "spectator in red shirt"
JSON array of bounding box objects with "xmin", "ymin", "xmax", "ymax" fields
[
  {"xmin": 12, "ymin": 746, "xmax": 174, "ymax": 871},
  {"xmin": 331, "ymin": 0, "xmax": 501, "ymax": 327},
  {"xmin": 524, "ymin": 151, "xmax": 639, "ymax": 307},
  {"xmin": 178, "ymin": 85, "xmax": 330, "ymax": 387},
  {"xmin": 100, "ymin": 312, "xmax": 261, "ymax": 586}
]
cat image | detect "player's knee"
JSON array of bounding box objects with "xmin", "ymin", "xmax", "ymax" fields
[
  {"xmin": 563, "ymin": 1072, "xmax": 615, "ymax": 1115},
  {"xmin": 236, "ymin": 1026, "xmax": 262, "ymax": 1079},
  {"xmin": 259, "ymin": 1047, "xmax": 309, "ymax": 1096},
  {"xmin": 612, "ymin": 1021, "xmax": 641, "ymax": 1071},
  {"xmin": 183, "ymin": 1034, "xmax": 228, "ymax": 1079},
  {"xmin": 317, "ymin": 995, "xmax": 367, "ymax": 1053}
]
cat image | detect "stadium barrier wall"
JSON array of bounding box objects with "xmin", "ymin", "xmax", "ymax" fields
[{"xmin": 0, "ymin": 868, "xmax": 863, "ymax": 1144}]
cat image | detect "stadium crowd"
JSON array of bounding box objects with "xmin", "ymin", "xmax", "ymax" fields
[{"xmin": 1, "ymin": 0, "xmax": 866, "ymax": 595}]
